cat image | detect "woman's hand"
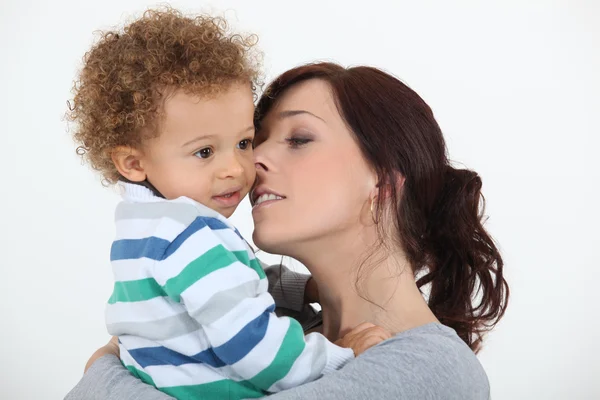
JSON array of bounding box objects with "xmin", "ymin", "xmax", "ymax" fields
[
  {"xmin": 84, "ymin": 336, "xmax": 120, "ymax": 373},
  {"xmin": 304, "ymin": 277, "xmax": 319, "ymax": 304},
  {"xmin": 335, "ymin": 322, "xmax": 392, "ymax": 356}
]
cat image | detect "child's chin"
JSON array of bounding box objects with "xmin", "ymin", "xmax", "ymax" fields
[{"xmin": 219, "ymin": 206, "xmax": 240, "ymax": 218}]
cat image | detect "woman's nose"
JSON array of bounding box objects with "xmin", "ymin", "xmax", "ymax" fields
[
  {"xmin": 253, "ymin": 144, "xmax": 269, "ymax": 172},
  {"xmin": 254, "ymin": 161, "xmax": 268, "ymax": 172}
]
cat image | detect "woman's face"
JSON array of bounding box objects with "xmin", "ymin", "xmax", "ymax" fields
[{"xmin": 251, "ymin": 79, "xmax": 377, "ymax": 256}]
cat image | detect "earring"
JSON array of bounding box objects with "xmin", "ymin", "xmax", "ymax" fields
[{"xmin": 370, "ymin": 196, "xmax": 379, "ymax": 224}]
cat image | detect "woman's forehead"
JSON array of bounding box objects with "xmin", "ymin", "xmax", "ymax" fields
[{"xmin": 261, "ymin": 79, "xmax": 338, "ymax": 126}]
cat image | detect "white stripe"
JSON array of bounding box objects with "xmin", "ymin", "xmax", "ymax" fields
[
  {"xmin": 172, "ymin": 196, "xmax": 236, "ymax": 229},
  {"xmin": 267, "ymin": 331, "xmax": 323, "ymax": 391},
  {"xmin": 105, "ymin": 296, "xmax": 183, "ymax": 324},
  {"xmin": 114, "ymin": 217, "xmax": 187, "ymax": 242},
  {"xmin": 119, "ymin": 335, "xmax": 162, "ymax": 351},
  {"xmin": 257, "ymin": 277, "xmax": 268, "ymax": 292},
  {"xmin": 152, "ymin": 228, "xmax": 229, "ymax": 282},
  {"xmin": 158, "ymin": 328, "xmax": 211, "ymax": 356},
  {"xmin": 119, "ymin": 329, "xmax": 212, "ymax": 356},
  {"xmin": 203, "ymin": 291, "xmax": 275, "ymax": 347},
  {"xmin": 120, "ymin": 345, "xmax": 146, "ymax": 371},
  {"xmin": 106, "ymin": 265, "xmax": 261, "ymax": 325},
  {"xmin": 230, "ymin": 313, "xmax": 290, "ymax": 380},
  {"xmin": 176, "ymin": 263, "xmax": 261, "ymax": 312},
  {"xmin": 111, "ymin": 258, "xmax": 155, "ymax": 282},
  {"xmin": 121, "ymin": 342, "xmax": 231, "ymax": 388},
  {"xmin": 146, "ymin": 362, "xmax": 230, "ymax": 388},
  {"xmin": 210, "ymin": 228, "xmax": 255, "ymax": 254}
]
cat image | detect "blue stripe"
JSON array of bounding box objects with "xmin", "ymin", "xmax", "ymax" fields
[
  {"xmin": 128, "ymin": 305, "xmax": 275, "ymax": 368},
  {"xmin": 163, "ymin": 217, "xmax": 229, "ymax": 260},
  {"xmin": 129, "ymin": 345, "xmax": 225, "ymax": 368},
  {"xmin": 110, "ymin": 217, "xmax": 230, "ymax": 261},
  {"xmin": 110, "ymin": 237, "xmax": 169, "ymax": 261},
  {"xmin": 233, "ymin": 227, "xmax": 244, "ymax": 241},
  {"xmin": 211, "ymin": 304, "xmax": 274, "ymax": 365}
]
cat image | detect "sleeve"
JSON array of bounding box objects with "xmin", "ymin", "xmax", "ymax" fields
[
  {"xmin": 267, "ymin": 328, "xmax": 491, "ymax": 400},
  {"xmin": 155, "ymin": 223, "xmax": 354, "ymax": 393},
  {"xmin": 63, "ymin": 355, "xmax": 174, "ymax": 400},
  {"xmin": 263, "ymin": 262, "xmax": 312, "ymax": 312},
  {"xmin": 65, "ymin": 331, "xmax": 489, "ymax": 400}
]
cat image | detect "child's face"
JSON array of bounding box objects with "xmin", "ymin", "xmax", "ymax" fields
[{"xmin": 140, "ymin": 83, "xmax": 256, "ymax": 218}]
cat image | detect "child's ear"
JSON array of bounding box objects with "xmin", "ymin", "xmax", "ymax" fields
[{"xmin": 111, "ymin": 146, "xmax": 147, "ymax": 182}]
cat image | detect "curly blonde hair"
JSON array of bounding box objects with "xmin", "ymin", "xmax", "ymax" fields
[{"xmin": 67, "ymin": 8, "xmax": 261, "ymax": 183}]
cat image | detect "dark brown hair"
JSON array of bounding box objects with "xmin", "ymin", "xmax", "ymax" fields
[
  {"xmin": 67, "ymin": 7, "xmax": 261, "ymax": 183},
  {"xmin": 254, "ymin": 62, "xmax": 509, "ymax": 353}
]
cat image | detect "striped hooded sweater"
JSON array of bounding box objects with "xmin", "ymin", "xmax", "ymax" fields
[{"xmin": 106, "ymin": 183, "xmax": 353, "ymax": 399}]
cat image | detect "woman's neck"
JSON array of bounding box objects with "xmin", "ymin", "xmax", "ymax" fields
[{"xmin": 293, "ymin": 226, "xmax": 438, "ymax": 341}]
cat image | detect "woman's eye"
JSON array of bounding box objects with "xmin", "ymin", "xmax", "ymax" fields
[
  {"xmin": 237, "ymin": 139, "xmax": 253, "ymax": 150},
  {"xmin": 285, "ymin": 136, "xmax": 312, "ymax": 148},
  {"xmin": 194, "ymin": 147, "xmax": 213, "ymax": 159}
]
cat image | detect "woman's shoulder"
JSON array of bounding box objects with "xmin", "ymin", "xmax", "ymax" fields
[
  {"xmin": 263, "ymin": 323, "xmax": 490, "ymax": 400},
  {"xmin": 347, "ymin": 322, "xmax": 490, "ymax": 399},
  {"xmin": 384, "ymin": 321, "xmax": 483, "ymax": 355}
]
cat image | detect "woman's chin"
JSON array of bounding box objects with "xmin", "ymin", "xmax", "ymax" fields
[
  {"xmin": 252, "ymin": 230, "xmax": 273, "ymax": 252},
  {"xmin": 252, "ymin": 229, "xmax": 287, "ymax": 255}
]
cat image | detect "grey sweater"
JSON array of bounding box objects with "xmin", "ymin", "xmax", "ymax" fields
[{"xmin": 64, "ymin": 323, "xmax": 489, "ymax": 399}]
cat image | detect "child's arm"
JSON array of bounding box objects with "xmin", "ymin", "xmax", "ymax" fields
[{"xmin": 154, "ymin": 219, "xmax": 354, "ymax": 393}]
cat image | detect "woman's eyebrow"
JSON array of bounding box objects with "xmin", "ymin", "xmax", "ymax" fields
[{"xmin": 277, "ymin": 109, "xmax": 326, "ymax": 123}]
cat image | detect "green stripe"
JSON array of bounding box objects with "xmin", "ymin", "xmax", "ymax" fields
[
  {"xmin": 109, "ymin": 246, "xmax": 265, "ymax": 304},
  {"xmin": 247, "ymin": 318, "xmax": 306, "ymax": 390},
  {"xmin": 161, "ymin": 379, "xmax": 263, "ymax": 400},
  {"xmin": 163, "ymin": 245, "xmax": 239, "ymax": 302},
  {"xmin": 108, "ymin": 278, "xmax": 164, "ymax": 304},
  {"xmin": 124, "ymin": 365, "xmax": 156, "ymax": 386},
  {"xmin": 232, "ymin": 250, "xmax": 266, "ymax": 279}
]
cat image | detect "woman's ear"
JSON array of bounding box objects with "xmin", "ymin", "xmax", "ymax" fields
[
  {"xmin": 393, "ymin": 172, "xmax": 406, "ymax": 192},
  {"xmin": 111, "ymin": 146, "xmax": 147, "ymax": 182},
  {"xmin": 372, "ymin": 173, "xmax": 406, "ymax": 200}
]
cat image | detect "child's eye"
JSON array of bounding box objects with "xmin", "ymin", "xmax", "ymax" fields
[
  {"xmin": 237, "ymin": 139, "xmax": 253, "ymax": 150},
  {"xmin": 194, "ymin": 147, "xmax": 213, "ymax": 159}
]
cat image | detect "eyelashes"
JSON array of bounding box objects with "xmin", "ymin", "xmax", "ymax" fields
[
  {"xmin": 194, "ymin": 147, "xmax": 213, "ymax": 159},
  {"xmin": 193, "ymin": 138, "xmax": 254, "ymax": 159},
  {"xmin": 285, "ymin": 136, "xmax": 313, "ymax": 148},
  {"xmin": 237, "ymin": 138, "xmax": 253, "ymax": 150}
]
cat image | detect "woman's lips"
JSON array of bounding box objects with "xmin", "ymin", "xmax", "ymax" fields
[
  {"xmin": 252, "ymin": 194, "xmax": 284, "ymax": 211},
  {"xmin": 251, "ymin": 186, "xmax": 286, "ymax": 204}
]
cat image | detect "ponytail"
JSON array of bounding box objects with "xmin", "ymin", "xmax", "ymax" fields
[{"xmin": 416, "ymin": 166, "xmax": 509, "ymax": 353}]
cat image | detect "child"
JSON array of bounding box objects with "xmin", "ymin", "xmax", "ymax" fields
[{"xmin": 68, "ymin": 8, "xmax": 388, "ymax": 400}]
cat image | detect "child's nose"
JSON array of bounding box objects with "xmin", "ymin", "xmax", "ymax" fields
[{"xmin": 218, "ymin": 153, "xmax": 245, "ymax": 179}]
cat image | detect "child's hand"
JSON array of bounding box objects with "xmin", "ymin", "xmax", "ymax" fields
[
  {"xmin": 84, "ymin": 336, "xmax": 120, "ymax": 373},
  {"xmin": 335, "ymin": 322, "xmax": 392, "ymax": 356}
]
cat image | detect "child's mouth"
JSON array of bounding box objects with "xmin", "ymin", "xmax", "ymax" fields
[{"xmin": 212, "ymin": 189, "xmax": 242, "ymax": 208}]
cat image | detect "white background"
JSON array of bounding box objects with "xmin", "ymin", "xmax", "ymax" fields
[{"xmin": 1, "ymin": 0, "xmax": 598, "ymax": 398}]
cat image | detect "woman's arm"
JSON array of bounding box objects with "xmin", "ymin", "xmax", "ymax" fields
[
  {"xmin": 65, "ymin": 324, "xmax": 388, "ymax": 400},
  {"xmin": 266, "ymin": 324, "xmax": 490, "ymax": 400},
  {"xmin": 65, "ymin": 355, "xmax": 174, "ymax": 400}
]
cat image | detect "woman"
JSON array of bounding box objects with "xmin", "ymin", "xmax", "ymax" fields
[{"xmin": 66, "ymin": 62, "xmax": 508, "ymax": 399}]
